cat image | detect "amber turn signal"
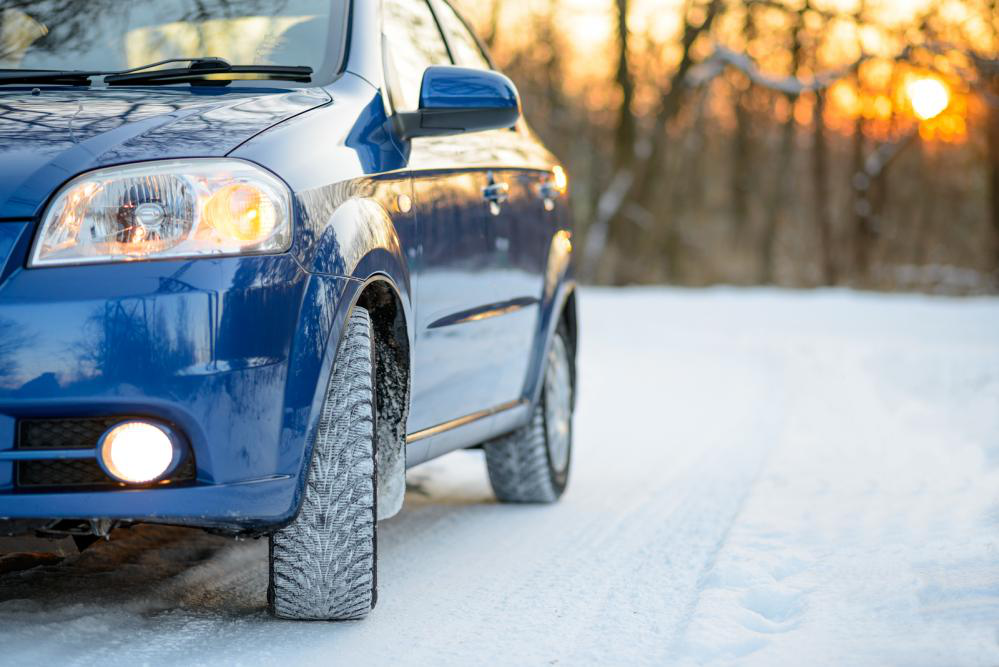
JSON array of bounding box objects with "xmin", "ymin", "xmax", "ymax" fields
[{"xmin": 204, "ymin": 183, "xmax": 278, "ymax": 244}]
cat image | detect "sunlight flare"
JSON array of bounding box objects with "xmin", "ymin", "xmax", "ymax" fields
[{"xmin": 906, "ymin": 77, "xmax": 950, "ymax": 121}]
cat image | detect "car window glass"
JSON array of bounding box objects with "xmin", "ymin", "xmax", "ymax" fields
[
  {"xmin": 429, "ymin": 0, "xmax": 491, "ymax": 70},
  {"xmin": 382, "ymin": 0, "xmax": 452, "ymax": 111}
]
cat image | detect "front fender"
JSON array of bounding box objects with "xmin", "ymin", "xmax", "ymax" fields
[
  {"xmin": 296, "ymin": 181, "xmax": 413, "ymax": 286},
  {"xmin": 296, "ymin": 183, "xmax": 414, "ymax": 345},
  {"xmin": 280, "ymin": 186, "xmax": 415, "ymax": 525}
]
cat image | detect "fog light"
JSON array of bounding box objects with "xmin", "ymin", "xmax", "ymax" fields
[{"xmin": 98, "ymin": 421, "xmax": 181, "ymax": 485}]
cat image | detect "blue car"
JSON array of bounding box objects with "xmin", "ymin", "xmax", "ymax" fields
[{"xmin": 0, "ymin": 0, "xmax": 577, "ymax": 619}]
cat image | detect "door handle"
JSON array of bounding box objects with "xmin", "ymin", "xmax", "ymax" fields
[
  {"xmin": 539, "ymin": 182, "xmax": 559, "ymax": 200},
  {"xmin": 483, "ymin": 181, "xmax": 510, "ymax": 216},
  {"xmin": 539, "ymin": 182, "xmax": 559, "ymax": 211},
  {"xmin": 482, "ymin": 182, "xmax": 510, "ymax": 204}
]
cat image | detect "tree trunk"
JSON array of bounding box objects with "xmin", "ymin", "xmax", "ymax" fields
[
  {"xmin": 482, "ymin": 0, "xmax": 501, "ymax": 51},
  {"xmin": 987, "ymin": 83, "xmax": 999, "ymax": 276},
  {"xmin": 598, "ymin": 0, "xmax": 722, "ymax": 283},
  {"xmin": 732, "ymin": 89, "xmax": 753, "ymax": 240},
  {"xmin": 624, "ymin": 0, "xmax": 723, "ymax": 221},
  {"xmin": 988, "ymin": 4, "xmax": 999, "ymax": 277},
  {"xmin": 586, "ymin": 0, "xmax": 635, "ymax": 282},
  {"xmin": 613, "ymin": 0, "xmax": 636, "ymax": 171},
  {"xmin": 759, "ymin": 9, "xmax": 804, "ymax": 284},
  {"xmin": 812, "ymin": 90, "xmax": 835, "ymax": 284},
  {"xmin": 761, "ymin": 108, "xmax": 796, "ymax": 283},
  {"xmin": 730, "ymin": 6, "xmax": 756, "ymax": 249},
  {"xmin": 851, "ymin": 98, "xmax": 873, "ymax": 280}
]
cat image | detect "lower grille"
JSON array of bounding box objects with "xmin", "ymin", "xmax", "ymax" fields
[
  {"xmin": 18, "ymin": 417, "xmax": 121, "ymax": 450},
  {"xmin": 18, "ymin": 459, "xmax": 114, "ymax": 487},
  {"xmin": 13, "ymin": 417, "xmax": 196, "ymax": 490},
  {"xmin": 17, "ymin": 457, "xmax": 197, "ymax": 489}
]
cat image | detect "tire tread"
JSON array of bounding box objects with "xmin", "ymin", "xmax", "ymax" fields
[
  {"xmin": 484, "ymin": 405, "xmax": 560, "ymax": 503},
  {"xmin": 269, "ymin": 308, "xmax": 376, "ymax": 621}
]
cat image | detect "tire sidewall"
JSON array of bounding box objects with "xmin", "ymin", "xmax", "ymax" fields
[{"xmin": 542, "ymin": 327, "xmax": 573, "ymax": 496}]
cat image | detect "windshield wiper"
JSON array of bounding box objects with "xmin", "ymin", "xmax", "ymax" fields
[
  {"xmin": 105, "ymin": 58, "xmax": 313, "ymax": 86},
  {"xmin": 0, "ymin": 58, "xmax": 312, "ymax": 87},
  {"xmin": 0, "ymin": 70, "xmax": 95, "ymax": 86}
]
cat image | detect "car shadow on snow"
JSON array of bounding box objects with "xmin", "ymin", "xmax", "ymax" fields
[{"xmin": 0, "ymin": 452, "xmax": 505, "ymax": 621}]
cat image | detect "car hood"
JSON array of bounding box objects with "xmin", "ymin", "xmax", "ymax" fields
[{"xmin": 0, "ymin": 87, "xmax": 331, "ymax": 220}]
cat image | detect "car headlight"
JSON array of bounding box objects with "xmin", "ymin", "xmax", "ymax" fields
[{"xmin": 29, "ymin": 159, "xmax": 293, "ymax": 267}]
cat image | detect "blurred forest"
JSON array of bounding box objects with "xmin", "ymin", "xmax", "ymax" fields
[{"xmin": 454, "ymin": 0, "xmax": 999, "ymax": 293}]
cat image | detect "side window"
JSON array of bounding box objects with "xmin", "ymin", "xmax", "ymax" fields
[
  {"xmin": 382, "ymin": 0, "xmax": 452, "ymax": 111},
  {"xmin": 430, "ymin": 0, "xmax": 492, "ymax": 71}
]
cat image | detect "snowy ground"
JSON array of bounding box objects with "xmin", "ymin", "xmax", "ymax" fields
[{"xmin": 1, "ymin": 287, "xmax": 998, "ymax": 666}]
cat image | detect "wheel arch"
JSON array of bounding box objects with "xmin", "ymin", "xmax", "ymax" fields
[
  {"xmin": 282, "ymin": 261, "xmax": 413, "ymax": 530},
  {"xmin": 559, "ymin": 287, "xmax": 579, "ymax": 408},
  {"xmin": 524, "ymin": 280, "xmax": 578, "ymax": 410},
  {"xmin": 354, "ymin": 276, "xmax": 412, "ymax": 519}
]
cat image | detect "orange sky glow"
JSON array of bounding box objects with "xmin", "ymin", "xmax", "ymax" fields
[{"xmin": 456, "ymin": 0, "xmax": 996, "ymax": 143}]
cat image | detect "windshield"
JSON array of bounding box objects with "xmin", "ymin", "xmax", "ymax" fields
[{"xmin": 0, "ymin": 0, "xmax": 347, "ymax": 80}]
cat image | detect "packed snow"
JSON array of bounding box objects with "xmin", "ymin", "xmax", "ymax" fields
[{"xmin": 1, "ymin": 287, "xmax": 997, "ymax": 666}]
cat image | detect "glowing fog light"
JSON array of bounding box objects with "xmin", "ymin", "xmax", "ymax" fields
[{"xmin": 98, "ymin": 421, "xmax": 180, "ymax": 484}]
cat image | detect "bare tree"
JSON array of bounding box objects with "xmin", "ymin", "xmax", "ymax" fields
[
  {"xmin": 981, "ymin": 0, "xmax": 999, "ymax": 272},
  {"xmin": 612, "ymin": 0, "xmax": 636, "ymax": 171},
  {"xmin": 463, "ymin": 0, "xmax": 996, "ymax": 293},
  {"xmin": 730, "ymin": 5, "xmax": 757, "ymax": 245},
  {"xmin": 481, "ymin": 0, "xmax": 501, "ymax": 51},
  {"xmin": 987, "ymin": 68, "xmax": 999, "ymax": 271},
  {"xmin": 813, "ymin": 86, "xmax": 835, "ymax": 284},
  {"xmin": 759, "ymin": 3, "xmax": 805, "ymax": 284},
  {"xmin": 586, "ymin": 0, "xmax": 723, "ymax": 281}
]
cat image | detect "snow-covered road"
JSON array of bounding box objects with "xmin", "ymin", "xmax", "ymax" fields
[{"xmin": 2, "ymin": 288, "xmax": 998, "ymax": 666}]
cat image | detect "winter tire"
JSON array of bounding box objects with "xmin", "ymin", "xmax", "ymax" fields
[
  {"xmin": 269, "ymin": 307, "xmax": 377, "ymax": 621},
  {"xmin": 484, "ymin": 326, "xmax": 574, "ymax": 503}
]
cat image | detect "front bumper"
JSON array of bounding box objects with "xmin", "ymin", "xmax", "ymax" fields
[
  {"xmin": 0, "ymin": 239, "xmax": 350, "ymax": 532},
  {"xmin": 0, "ymin": 476, "xmax": 300, "ymax": 532}
]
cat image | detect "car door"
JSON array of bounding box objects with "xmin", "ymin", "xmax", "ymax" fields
[
  {"xmin": 382, "ymin": 0, "xmax": 498, "ymax": 436},
  {"xmin": 428, "ymin": 0, "xmax": 553, "ymax": 413}
]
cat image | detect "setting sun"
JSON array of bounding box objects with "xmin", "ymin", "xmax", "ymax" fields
[{"xmin": 906, "ymin": 77, "xmax": 951, "ymax": 121}]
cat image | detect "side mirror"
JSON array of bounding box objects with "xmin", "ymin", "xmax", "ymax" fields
[{"xmin": 395, "ymin": 66, "xmax": 521, "ymax": 140}]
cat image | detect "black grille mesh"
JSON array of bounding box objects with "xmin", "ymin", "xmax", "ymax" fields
[
  {"xmin": 14, "ymin": 418, "xmax": 196, "ymax": 490},
  {"xmin": 18, "ymin": 418, "xmax": 121, "ymax": 450},
  {"xmin": 18, "ymin": 459, "xmax": 114, "ymax": 487},
  {"xmin": 17, "ymin": 457, "xmax": 196, "ymax": 489}
]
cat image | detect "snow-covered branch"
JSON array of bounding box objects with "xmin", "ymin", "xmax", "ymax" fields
[{"xmin": 688, "ymin": 45, "xmax": 869, "ymax": 95}]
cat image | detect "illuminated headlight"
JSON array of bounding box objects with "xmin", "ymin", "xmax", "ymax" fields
[
  {"xmin": 98, "ymin": 421, "xmax": 183, "ymax": 485},
  {"xmin": 30, "ymin": 159, "xmax": 292, "ymax": 267}
]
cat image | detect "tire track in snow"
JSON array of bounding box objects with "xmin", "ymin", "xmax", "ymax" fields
[{"xmin": 334, "ymin": 342, "xmax": 789, "ymax": 665}]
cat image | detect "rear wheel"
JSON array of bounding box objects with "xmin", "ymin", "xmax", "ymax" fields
[
  {"xmin": 484, "ymin": 327, "xmax": 574, "ymax": 503},
  {"xmin": 269, "ymin": 308, "xmax": 377, "ymax": 621}
]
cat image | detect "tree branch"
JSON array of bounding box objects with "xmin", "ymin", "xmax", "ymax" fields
[{"xmin": 688, "ymin": 45, "xmax": 870, "ymax": 94}]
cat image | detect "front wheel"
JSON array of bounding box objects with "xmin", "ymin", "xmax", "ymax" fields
[
  {"xmin": 268, "ymin": 307, "xmax": 377, "ymax": 620},
  {"xmin": 484, "ymin": 327, "xmax": 574, "ymax": 503}
]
